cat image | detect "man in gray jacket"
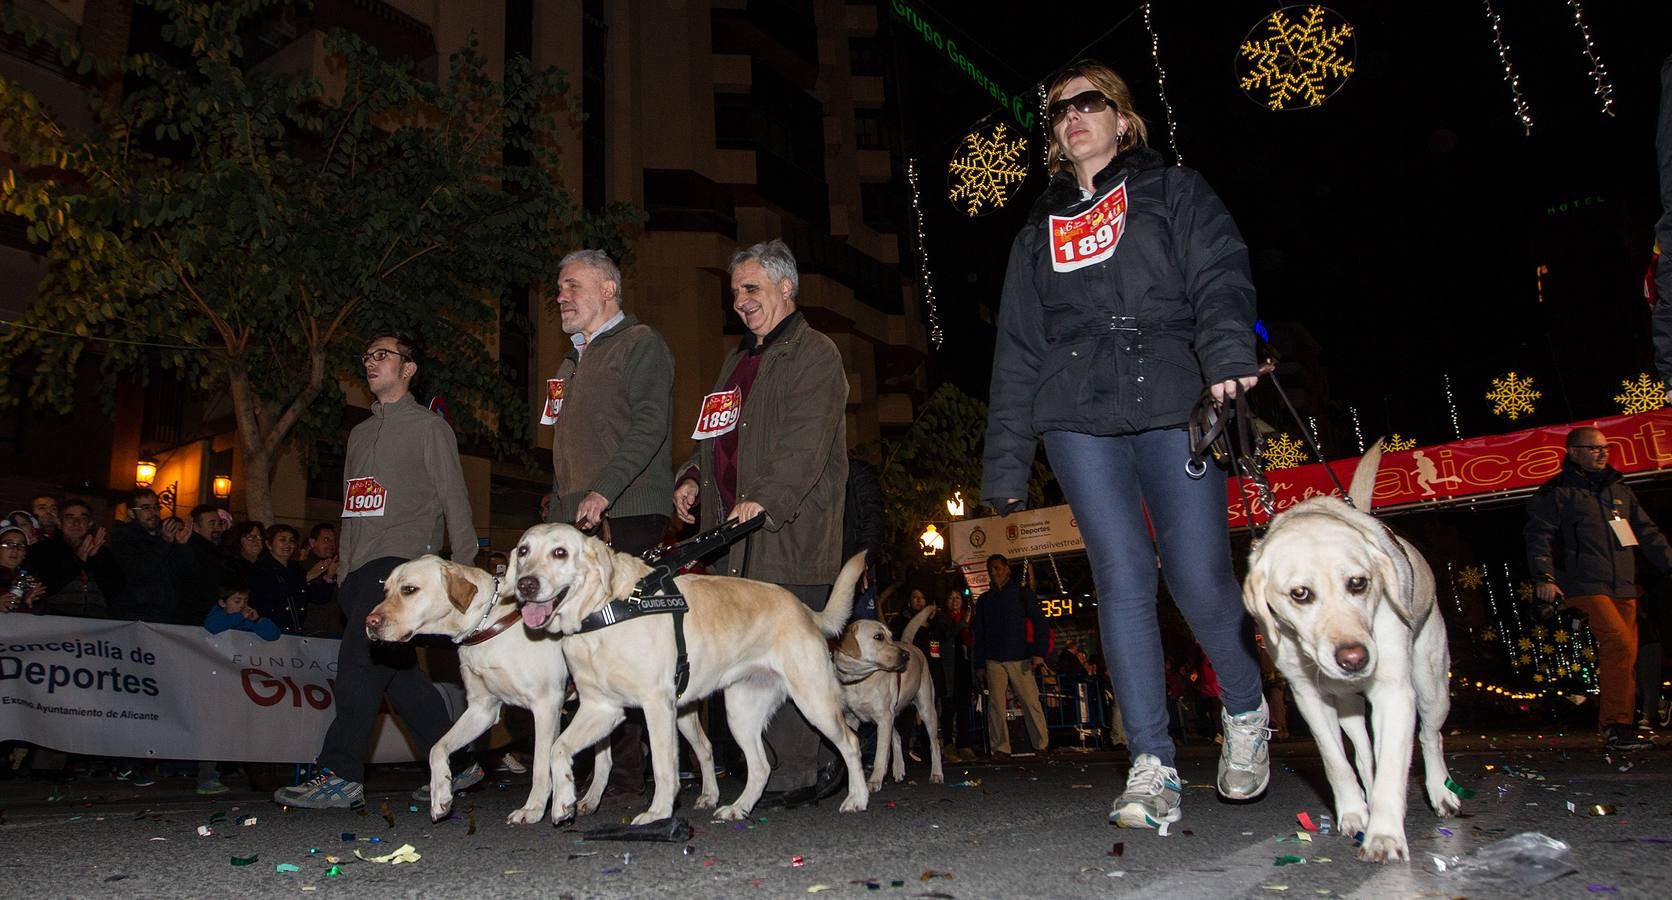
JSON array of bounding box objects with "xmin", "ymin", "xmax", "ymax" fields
[
  {"xmin": 276, "ymin": 332, "xmax": 479, "ymax": 809},
  {"xmin": 545, "ymin": 248, "xmax": 674, "ymax": 794},
  {"xmin": 674, "ymin": 239, "xmax": 849, "ymax": 806}
]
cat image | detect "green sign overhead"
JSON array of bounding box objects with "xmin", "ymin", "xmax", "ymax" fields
[{"xmin": 890, "ymin": 0, "xmax": 1035, "ymax": 132}]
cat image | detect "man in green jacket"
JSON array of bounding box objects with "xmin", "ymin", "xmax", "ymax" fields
[
  {"xmin": 545, "ymin": 248, "xmax": 674, "ymax": 793},
  {"xmin": 674, "ymin": 239, "xmax": 849, "ymax": 806}
]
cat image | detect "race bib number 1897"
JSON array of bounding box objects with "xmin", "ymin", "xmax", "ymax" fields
[
  {"xmin": 1048, "ymin": 179, "xmax": 1127, "ymax": 273},
  {"xmin": 342, "ymin": 476, "xmax": 388, "ymax": 518}
]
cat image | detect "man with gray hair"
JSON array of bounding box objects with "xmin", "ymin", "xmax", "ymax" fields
[
  {"xmin": 545, "ymin": 248, "xmax": 675, "ymax": 795},
  {"xmin": 674, "ymin": 238, "xmax": 850, "ymax": 807}
]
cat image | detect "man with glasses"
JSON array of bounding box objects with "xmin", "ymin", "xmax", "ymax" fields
[
  {"xmin": 1526, "ymin": 426, "xmax": 1672, "ymax": 750},
  {"xmin": 29, "ymin": 499, "xmax": 112, "ymax": 617},
  {"xmin": 105, "ymin": 488, "xmax": 195, "ymax": 623},
  {"xmin": 276, "ymin": 332, "xmax": 480, "ymax": 810}
]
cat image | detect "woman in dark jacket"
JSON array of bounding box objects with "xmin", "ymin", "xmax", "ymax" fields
[
  {"xmin": 248, "ymin": 523, "xmax": 306, "ymax": 634},
  {"xmin": 979, "ymin": 60, "xmax": 1268, "ymax": 830}
]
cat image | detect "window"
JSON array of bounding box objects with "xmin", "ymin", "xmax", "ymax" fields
[{"xmin": 854, "ymin": 108, "xmax": 887, "ymax": 150}]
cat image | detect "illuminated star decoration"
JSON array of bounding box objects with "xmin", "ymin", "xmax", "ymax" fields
[
  {"xmin": 1614, "ymin": 373, "xmax": 1666, "ymax": 415},
  {"xmin": 1260, "ymin": 432, "xmax": 1309, "ymax": 470},
  {"xmin": 1237, "ymin": 5, "xmax": 1356, "ymax": 111},
  {"xmin": 1516, "ymin": 581, "xmax": 1534, "ymax": 602},
  {"xmin": 1458, "ymin": 565, "xmax": 1485, "ymax": 590},
  {"xmin": 947, "ymin": 122, "xmax": 1028, "ymax": 217},
  {"xmin": 1383, "ymin": 433, "xmax": 1416, "ymax": 452},
  {"xmin": 1485, "ymin": 371, "xmax": 1540, "ymax": 420}
]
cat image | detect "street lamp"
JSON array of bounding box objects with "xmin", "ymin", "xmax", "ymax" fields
[
  {"xmin": 945, "ymin": 491, "xmax": 965, "ymax": 518},
  {"xmin": 135, "ymin": 458, "xmax": 158, "ymax": 488},
  {"xmin": 212, "ymin": 475, "xmax": 232, "ymax": 500},
  {"xmin": 918, "ymin": 523, "xmax": 944, "ymax": 555}
]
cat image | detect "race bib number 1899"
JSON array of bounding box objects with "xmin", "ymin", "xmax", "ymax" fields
[
  {"xmin": 1048, "ymin": 179, "xmax": 1127, "ymax": 273},
  {"xmin": 690, "ymin": 387, "xmax": 742, "ymax": 440},
  {"xmin": 342, "ymin": 476, "xmax": 388, "ymax": 518}
]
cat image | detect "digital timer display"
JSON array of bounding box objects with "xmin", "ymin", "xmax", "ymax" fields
[{"xmin": 1040, "ymin": 597, "xmax": 1075, "ymax": 618}]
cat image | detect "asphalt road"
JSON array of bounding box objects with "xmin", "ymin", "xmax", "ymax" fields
[{"xmin": 2, "ymin": 732, "xmax": 1668, "ymax": 898}]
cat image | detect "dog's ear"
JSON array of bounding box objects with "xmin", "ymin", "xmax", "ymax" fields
[
  {"xmin": 1242, "ymin": 562, "xmax": 1280, "ymax": 648},
  {"xmin": 836, "ymin": 624, "xmax": 863, "ymax": 660},
  {"xmin": 579, "ymin": 532, "xmax": 650, "ymax": 605},
  {"xmin": 1368, "ymin": 541, "xmax": 1417, "ymax": 626},
  {"xmin": 441, "ymin": 561, "xmax": 477, "ymax": 613}
]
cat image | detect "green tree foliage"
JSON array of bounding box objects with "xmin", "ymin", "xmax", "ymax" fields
[
  {"xmin": 0, "ymin": 0, "xmax": 635, "ymax": 520},
  {"xmin": 870, "ymin": 383, "xmax": 1050, "ymax": 574}
]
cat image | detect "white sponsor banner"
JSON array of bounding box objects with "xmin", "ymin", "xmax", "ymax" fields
[
  {"xmin": 947, "ymin": 505, "xmax": 1085, "ymax": 593},
  {"xmin": 0, "ymin": 616, "xmax": 425, "ymax": 763}
]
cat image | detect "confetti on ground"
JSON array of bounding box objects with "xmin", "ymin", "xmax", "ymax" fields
[
  {"xmin": 240, "ymin": 816, "xmax": 257, "ymax": 826},
  {"xmin": 1586, "ymin": 886, "xmax": 1618, "ymax": 894},
  {"xmin": 381, "ymin": 802, "xmax": 395, "ymax": 828},
  {"xmin": 1072, "ymin": 784, "xmax": 1092, "ymax": 789},
  {"xmin": 1297, "ymin": 812, "xmax": 1317, "ymax": 832},
  {"xmin": 1444, "ymin": 777, "xmax": 1476, "ymax": 800},
  {"xmin": 1262, "ymin": 887, "xmax": 1289, "ymax": 893},
  {"xmin": 340, "ymin": 832, "xmax": 355, "ymax": 841},
  {"xmin": 1437, "ymin": 827, "xmax": 1453, "ymax": 837},
  {"xmin": 1590, "ymin": 805, "xmax": 1617, "ymax": 816},
  {"xmin": 1107, "ymin": 842, "xmax": 1124, "ymax": 857},
  {"xmin": 324, "ymin": 865, "xmax": 343, "ymax": 877},
  {"xmin": 602, "ymin": 867, "xmax": 623, "ymax": 875},
  {"xmin": 275, "ymin": 864, "xmax": 300, "ymax": 873},
  {"xmin": 196, "ymin": 825, "xmax": 213, "ymax": 837},
  {"xmin": 230, "ymin": 855, "xmax": 259, "ymax": 867},
  {"xmin": 467, "ymin": 808, "xmax": 478, "ymax": 836},
  {"xmin": 807, "ymin": 886, "xmax": 833, "ymax": 894},
  {"xmin": 409, "ymin": 804, "xmax": 419, "ymax": 813},
  {"xmin": 1313, "ymin": 858, "xmax": 1332, "ymax": 864},
  {"xmin": 1107, "ymin": 871, "xmax": 1126, "ymax": 877},
  {"xmin": 792, "ymin": 856, "xmax": 806, "ymax": 867},
  {"xmin": 1297, "ymin": 832, "xmax": 1312, "ymax": 843},
  {"xmin": 354, "ymin": 843, "xmax": 421, "ymax": 865},
  {"xmin": 1274, "ymin": 855, "xmax": 1305, "ymax": 867},
  {"xmin": 920, "ymin": 870, "xmax": 954, "ymax": 882}
]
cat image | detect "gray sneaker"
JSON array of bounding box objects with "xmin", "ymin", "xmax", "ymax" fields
[
  {"xmin": 274, "ymin": 770, "xmax": 364, "ymax": 809},
  {"xmin": 1218, "ymin": 698, "xmax": 1272, "ymax": 800},
  {"xmin": 1110, "ymin": 753, "xmax": 1183, "ymax": 828},
  {"xmin": 411, "ymin": 762, "xmax": 485, "ymax": 802}
]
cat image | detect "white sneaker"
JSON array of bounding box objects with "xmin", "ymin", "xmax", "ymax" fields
[
  {"xmin": 1110, "ymin": 753, "xmax": 1182, "ymax": 828},
  {"xmin": 1218, "ymin": 698, "xmax": 1272, "ymax": 800},
  {"xmin": 411, "ymin": 762, "xmax": 485, "ymax": 801},
  {"xmin": 497, "ymin": 752, "xmax": 528, "ymax": 774}
]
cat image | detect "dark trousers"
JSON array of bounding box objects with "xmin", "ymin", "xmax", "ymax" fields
[
  {"xmin": 602, "ymin": 514, "xmax": 668, "ymax": 793},
  {"xmin": 763, "ymin": 582, "xmax": 836, "ymax": 792},
  {"xmin": 316, "ymin": 557, "xmax": 453, "ymax": 783}
]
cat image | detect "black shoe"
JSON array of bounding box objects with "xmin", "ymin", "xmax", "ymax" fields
[
  {"xmin": 811, "ymin": 758, "xmax": 846, "ymax": 802},
  {"xmin": 1604, "ymin": 724, "xmax": 1654, "ymax": 751},
  {"xmin": 760, "ymin": 785, "xmax": 819, "ymax": 810}
]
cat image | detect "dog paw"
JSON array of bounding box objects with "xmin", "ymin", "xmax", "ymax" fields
[
  {"xmin": 867, "ymin": 779, "xmax": 884, "ymax": 793},
  {"xmin": 839, "ymin": 793, "xmax": 868, "ymax": 813},
  {"xmin": 1338, "ymin": 809, "xmax": 1368, "ymax": 837},
  {"xmin": 713, "ymin": 804, "xmax": 749, "ymax": 822},
  {"xmin": 630, "ymin": 810, "xmax": 673, "ymax": 826},
  {"xmin": 429, "ymin": 790, "xmax": 452, "ymax": 823},
  {"xmin": 576, "ymin": 798, "xmax": 599, "ymax": 817},
  {"xmin": 929, "ymin": 772, "xmax": 944, "ymax": 784},
  {"xmin": 693, "ymin": 792, "xmax": 719, "ymax": 810},
  {"xmin": 1427, "ymin": 784, "xmax": 1463, "ymax": 817},
  {"xmin": 549, "ymin": 802, "xmax": 575, "ymax": 827},
  {"xmin": 1356, "ymin": 831, "xmax": 1409, "ymax": 864},
  {"xmin": 506, "ymin": 806, "xmax": 544, "ymax": 825}
]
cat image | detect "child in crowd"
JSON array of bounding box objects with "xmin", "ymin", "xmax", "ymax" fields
[{"xmin": 204, "ymin": 585, "xmax": 281, "ymax": 641}]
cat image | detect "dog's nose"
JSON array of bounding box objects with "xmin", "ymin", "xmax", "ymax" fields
[
  {"xmin": 364, "ymin": 611, "xmax": 382, "ymax": 632},
  {"xmin": 1335, "ymin": 642, "xmax": 1369, "ymax": 672},
  {"xmin": 517, "ymin": 576, "xmax": 541, "ymax": 599}
]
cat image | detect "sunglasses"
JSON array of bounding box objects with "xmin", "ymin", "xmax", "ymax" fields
[{"xmin": 1049, "ymin": 90, "xmax": 1115, "ymax": 124}]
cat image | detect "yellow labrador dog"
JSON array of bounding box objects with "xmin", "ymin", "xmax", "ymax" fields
[
  {"xmin": 507, "ymin": 523, "xmax": 870, "ymax": 824},
  {"xmin": 1243, "ymin": 442, "xmax": 1461, "ymax": 863},
  {"xmin": 365, "ymin": 556, "xmax": 719, "ymax": 824},
  {"xmin": 833, "ymin": 607, "xmax": 944, "ymax": 791}
]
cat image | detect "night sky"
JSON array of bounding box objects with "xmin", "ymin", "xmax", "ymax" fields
[{"xmin": 887, "ymin": 0, "xmax": 1672, "ymax": 455}]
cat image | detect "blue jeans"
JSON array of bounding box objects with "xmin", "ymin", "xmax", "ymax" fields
[{"xmin": 1044, "ymin": 428, "xmax": 1263, "ymax": 768}]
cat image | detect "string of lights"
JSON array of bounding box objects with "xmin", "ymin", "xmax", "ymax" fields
[
  {"xmin": 1037, "ymin": 83, "xmax": 1050, "ymax": 169},
  {"xmin": 1443, "ymin": 373, "xmax": 1463, "ymax": 441},
  {"xmin": 1565, "ymin": 0, "xmax": 1615, "ymax": 116},
  {"xmin": 1348, "ymin": 405, "xmax": 1365, "ymax": 455},
  {"xmin": 905, "ymin": 158, "xmax": 945, "ymax": 350},
  {"xmin": 1142, "ymin": 2, "xmax": 1183, "ymax": 165},
  {"xmin": 1480, "ymin": 0, "xmax": 1533, "ymax": 135}
]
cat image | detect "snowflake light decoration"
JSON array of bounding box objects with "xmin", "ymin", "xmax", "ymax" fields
[
  {"xmin": 947, "ymin": 122, "xmax": 1028, "ymax": 217},
  {"xmin": 1516, "ymin": 653, "xmax": 1531, "ymax": 666},
  {"xmin": 1260, "ymin": 432, "xmax": 1309, "ymax": 469},
  {"xmin": 1614, "ymin": 373, "xmax": 1666, "ymax": 415},
  {"xmin": 1384, "ymin": 433, "xmax": 1416, "ymax": 452},
  {"xmin": 1517, "ymin": 637, "xmax": 1533, "ymax": 651},
  {"xmin": 1237, "ymin": 5, "xmax": 1356, "ymax": 111},
  {"xmin": 1516, "ymin": 581, "xmax": 1533, "ymax": 602},
  {"xmin": 1481, "ymin": 628, "xmax": 1497, "ymax": 643},
  {"xmin": 1458, "ymin": 565, "xmax": 1484, "ymax": 590},
  {"xmin": 1485, "ymin": 371, "xmax": 1540, "ymax": 420}
]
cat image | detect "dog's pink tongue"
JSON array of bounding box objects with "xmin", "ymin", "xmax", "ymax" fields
[{"xmin": 520, "ymin": 601, "xmax": 552, "ymax": 629}]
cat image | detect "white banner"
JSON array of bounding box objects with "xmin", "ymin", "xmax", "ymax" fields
[
  {"xmin": 947, "ymin": 505, "xmax": 1085, "ymax": 593},
  {"xmin": 0, "ymin": 616, "xmax": 427, "ymax": 763}
]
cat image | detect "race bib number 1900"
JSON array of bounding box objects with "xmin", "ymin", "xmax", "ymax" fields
[
  {"xmin": 342, "ymin": 476, "xmax": 388, "ymax": 518},
  {"xmin": 1048, "ymin": 179, "xmax": 1127, "ymax": 273},
  {"xmin": 690, "ymin": 387, "xmax": 742, "ymax": 440}
]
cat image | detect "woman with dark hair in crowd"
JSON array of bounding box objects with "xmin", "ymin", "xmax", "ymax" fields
[
  {"xmin": 249, "ymin": 523, "xmax": 306, "ymax": 634},
  {"xmin": 221, "ymin": 520, "xmax": 265, "ymax": 588}
]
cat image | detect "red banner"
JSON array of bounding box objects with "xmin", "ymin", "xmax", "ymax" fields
[{"xmin": 1230, "ymin": 408, "xmax": 1672, "ymax": 529}]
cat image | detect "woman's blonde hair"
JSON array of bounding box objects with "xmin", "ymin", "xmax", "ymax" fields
[{"xmin": 1044, "ymin": 60, "xmax": 1149, "ymax": 178}]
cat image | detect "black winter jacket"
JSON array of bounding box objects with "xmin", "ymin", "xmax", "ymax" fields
[
  {"xmin": 1524, "ymin": 460, "xmax": 1672, "ymax": 599},
  {"xmin": 981, "ymin": 147, "xmax": 1258, "ymax": 508}
]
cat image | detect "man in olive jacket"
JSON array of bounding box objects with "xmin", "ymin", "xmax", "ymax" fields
[
  {"xmin": 545, "ymin": 248, "xmax": 674, "ymax": 795},
  {"xmin": 674, "ymin": 238, "xmax": 848, "ymax": 803},
  {"xmin": 1525, "ymin": 425, "xmax": 1672, "ymax": 750}
]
